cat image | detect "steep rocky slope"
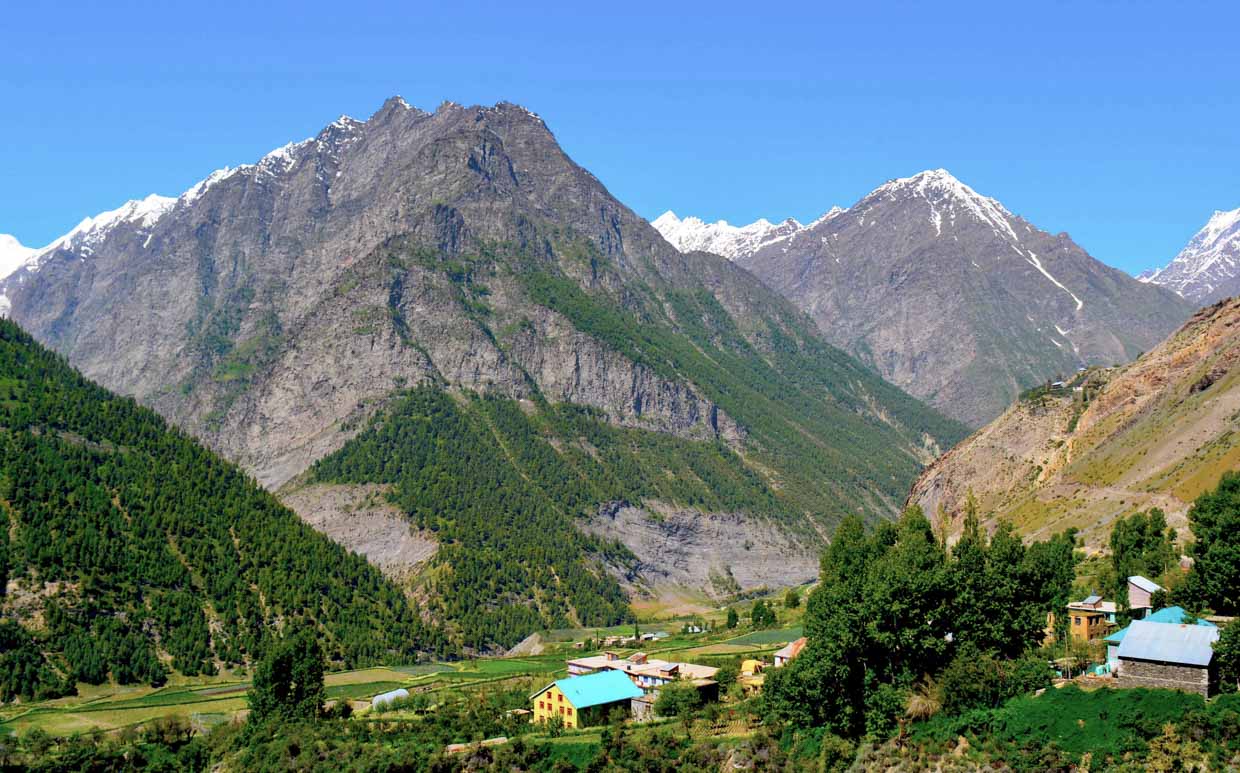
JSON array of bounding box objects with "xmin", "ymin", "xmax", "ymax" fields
[
  {"xmin": 666, "ymin": 170, "xmax": 1194, "ymax": 426},
  {"xmin": 1141, "ymin": 207, "xmax": 1240, "ymax": 303},
  {"xmin": 907, "ymin": 297, "xmax": 1240, "ymax": 546},
  {"xmin": 0, "ymin": 98, "xmax": 964, "ymax": 634}
]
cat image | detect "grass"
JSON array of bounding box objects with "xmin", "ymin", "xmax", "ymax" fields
[
  {"xmin": 721, "ymin": 626, "xmax": 803, "ymax": 646},
  {"xmin": 0, "ymin": 621, "xmax": 804, "ymax": 738}
]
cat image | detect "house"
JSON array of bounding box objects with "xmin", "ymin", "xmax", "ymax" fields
[
  {"xmin": 773, "ymin": 637, "xmax": 808, "ymax": 667},
  {"xmin": 1116, "ymin": 620, "xmax": 1221, "ymax": 697},
  {"xmin": 1105, "ymin": 607, "xmax": 1215, "ymax": 671},
  {"xmin": 371, "ymin": 688, "xmax": 410, "ymax": 709},
  {"xmin": 1127, "ymin": 575, "xmax": 1163, "ymax": 619},
  {"xmin": 1067, "ymin": 595, "xmax": 1118, "ymax": 641},
  {"xmin": 564, "ymin": 651, "xmax": 719, "ymax": 693},
  {"xmin": 530, "ymin": 670, "xmax": 644, "ymax": 728}
]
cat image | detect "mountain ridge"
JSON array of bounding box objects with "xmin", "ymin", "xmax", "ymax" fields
[
  {"xmin": 660, "ymin": 169, "xmax": 1195, "ymax": 426},
  {"xmin": 0, "ymin": 97, "xmax": 964, "ymax": 639}
]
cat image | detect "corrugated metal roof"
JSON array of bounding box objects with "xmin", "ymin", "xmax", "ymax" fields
[
  {"xmin": 1116, "ymin": 619, "xmax": 1220, "ymax": 666},
  {"xmin": 1128, "ymin": 575, "xmax": 1162, "ymax": 593},
  {"xmin": 544, "ymin": 670, "xmax": 643, "ymax": 709},
  {"xmin": 1082, "ymin": 594, "xmax": 1103, "ymax": 605},
  {"xmin": 1104, "ymin": 607, "xmax": 1214, "ymax": 643}
]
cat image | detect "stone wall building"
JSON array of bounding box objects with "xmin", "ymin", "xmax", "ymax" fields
[{"xmin": 1116, "ymin": 620, "xmax": 1220, "ymax": 697}]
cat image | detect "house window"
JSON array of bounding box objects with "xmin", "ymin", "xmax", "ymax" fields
[
  {"xmin": 558, "ymin": 694, "xmax": 563, "ymax": 702},
  {"xmin": 1074, "ymin": 617, "xmax": 1081, "ymax": 625}
]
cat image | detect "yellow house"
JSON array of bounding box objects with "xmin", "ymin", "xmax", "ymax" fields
[
  {"xmin": 1067, "ymin": 595, "xmax": 1118, "ymax": 642},
  {"xmin": 531, "ymin": 670, "xmax": 643, "ymax": 729}
]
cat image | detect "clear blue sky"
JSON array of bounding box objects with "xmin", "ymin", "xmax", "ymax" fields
[{"xmin": 3, "ymin": 1, "xmax": 1237, "ymax": 274}]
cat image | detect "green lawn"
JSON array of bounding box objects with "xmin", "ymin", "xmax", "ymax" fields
[{"xmin": 722, "ymin": 626, "xmax": 803, "ymax": 646}]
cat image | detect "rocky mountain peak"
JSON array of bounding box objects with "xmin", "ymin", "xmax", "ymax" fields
[
  {"xmin": 722, "ymin": 170, "xmax": 1193, "ymax": 426},
  {"xmin": 858, "ymin": 168, "xmax": 1019, "ymax": 242},
  {"xmin": 651, "ymin": 210, "xmax": 808, "ymax": 259},
  {"xmin": 1141, "ymin": 206, "xmax": 1240, "ymax": 303}
]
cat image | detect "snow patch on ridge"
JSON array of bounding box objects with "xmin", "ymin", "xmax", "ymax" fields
[
  {"xmin": 1027, "ymin": 250, "xmax": 1083, "ymax": 311},
  {"xmin": 652, "ymin": 210, "xmax": 811, "ymax": 260}
]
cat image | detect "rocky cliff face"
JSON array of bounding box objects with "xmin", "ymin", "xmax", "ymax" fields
[
  {"xmin": 673, "ymin": 169, "xmax": 1193, "ymax": 426},
  {"xmin": 908, "ymin": 297, "xmax": 1240, "ymax": 546},
  {"xmin": 0, "ymin": 98, "xmax": 964, "ymax": 609},
  {"xmin": 1, "ymin": 100, "xmax": 759, "ymax": 487},
  {"xmin": 1140, "ymin": 207, "xmax": 1240, "ymax": 304}
]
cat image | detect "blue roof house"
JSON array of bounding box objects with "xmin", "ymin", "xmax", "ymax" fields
[
  {"xmin": 1104, "ymin": 607, "xmax": 1214, "ymax": 669},
  {"xmin": 530, "ymin": 669, "xmax": 643, "ymax": 728},
  {"xmin": 1115, "ymin": 619, "xmax": 1221, "ymax": 697}
]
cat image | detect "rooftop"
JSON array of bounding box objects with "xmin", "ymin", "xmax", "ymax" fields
[
  {"xmin": 1105, "ymin": 607, "xmax": 1215, "ymax": 644},
  {"xmin": 774, "ymin": 637, "xmax": 808, "ymax": 660},
  {"xmin": 536, "ymin": 670, "xmax": 643, "ymax": 709},
  {"xmin": 1128, "ymin": 575, "xmax": 1162, "ymax": 594},
  {"xmin": 1116, "ymin": 620, "xmax": 1220, "ymax": 667}
]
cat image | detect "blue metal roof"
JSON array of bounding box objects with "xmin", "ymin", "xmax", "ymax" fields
[
  {"xmin": 1082, "ymin": 594, "xmax": 1103, "ymax": 605},
  {"xmin": 1104, "ymin": 607, "xmax": 1215, "ymax": 644},
  {"xmin": 1128, "ymin": 575, "xmax": 1162, "ymax": 593},
  {"xmin": 539, "ymin": 670, "xmax": 643, "ymax": 710},
  {"xmin": 1116, "ymin": 619, "xmax": 1220, "ymax": 666}
]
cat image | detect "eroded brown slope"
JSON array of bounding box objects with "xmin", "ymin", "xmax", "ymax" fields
[{"xmin": 908, "ymin": 297, "xmax": 1240, "ymax": 546}]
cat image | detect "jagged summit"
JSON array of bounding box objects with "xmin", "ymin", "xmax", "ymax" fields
[
  {"xmin": 1141, "ymin": 206, "xmax": 1240, "ymax": 303},
  {"xmin": 652, "ymin": 210, "xmax": 813, "ymax": 260}
]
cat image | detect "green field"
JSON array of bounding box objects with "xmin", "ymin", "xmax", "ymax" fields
[
  {"xmin": 720, "ymin": 626, "xmax": 803, "ymax": 646},
  {"xmin": 0, "ymin": 621, "xmax": 804, "ymax": 739}
]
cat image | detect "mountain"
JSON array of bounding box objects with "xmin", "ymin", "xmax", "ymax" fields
[
  {"xmin": 1140, "ymin": 207, "xmax": 1240, "ymax": 303},
  {"xmin": 0, "ymin": 236, "xmax": 37, "ymax": 317},
  {"xmin": 0, "ymin": 317, "xmax": 443, "ymax": 702},
  {"xmin": 651, "ymin": 210, "xmax": 814, "ymax": 259},
  {"xmin": 666, "ymin": 169, "xmax": 1194, "ymax": 427},
  {"xmin": 907, "ymin": 296, "xmax": 1240, "ymax": 547},
  {"xmin": 0, "ymin": 98, "xmax": 965, "ymax": 647}
]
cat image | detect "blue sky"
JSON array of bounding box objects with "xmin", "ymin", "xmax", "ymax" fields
[{"xmin": 2, "ymin": 1, "xmax": 1237, "ymax": 274}]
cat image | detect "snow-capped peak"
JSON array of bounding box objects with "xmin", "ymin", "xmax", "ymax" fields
[
  {"xmin": 1140, "ymin": 206, "xmax": 1240, "ymax": 301},
  {"xmin": 652, "ymin": 210, "xmax": 807, "ymax": 259},
  {"xmin": 0, "ymin": 234, "xmax": 38, "ymax": 281},
  {"xmin": 866, "ymin": 168, "xmax": 1020, "ymax": 243},
  {"xmin": 42, "ymin": 194, "xmax": 176, "ymax": 258}
]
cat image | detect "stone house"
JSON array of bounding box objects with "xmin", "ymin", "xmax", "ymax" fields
[{"xmin": 1116, "ymin": 620, "xmax": 1220, "ymax": 697}]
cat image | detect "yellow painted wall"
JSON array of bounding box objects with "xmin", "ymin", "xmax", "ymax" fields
[
  {"xmin": 1069, "ymin": 610, "xmax": 1108, "ymax": 642},
  {"xmin": 531, "ymin": 685, "xmax": 578, "ymax": 729}
]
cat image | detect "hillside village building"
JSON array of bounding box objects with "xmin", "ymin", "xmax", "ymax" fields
[
  {"xmin": 530, "ymin": 671, "xmax": 643, "ymax": 729},
  {"xmin": 1127, "ymin": 575, "xmax": 1163, "ymax": 619},
  {"xmin": 773, "ymin": 637, "xmax": 807, "ymax": 667},
  {"xmin": 1067, "ymin": 595, "xmax": 1118, "ymax": 641},
  {"xmin": 1104, "ymin": 606, "xmax": 1214, "ymax": 671},
  {"xmin": 1116, "ymin": 620, "xmax": 1220, "ymax": 697},
  {"xmin": 565, "ymin": 651, "xmax": 718, "ymax": 692}
]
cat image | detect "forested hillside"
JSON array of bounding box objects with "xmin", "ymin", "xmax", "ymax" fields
[
  {"xmin": 309, "ymin": 384, "xmax": 822, "ymax": 651},
  {"xmin": 0, "ymin": 319, "xmax": 444, "ymax": 703}
]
